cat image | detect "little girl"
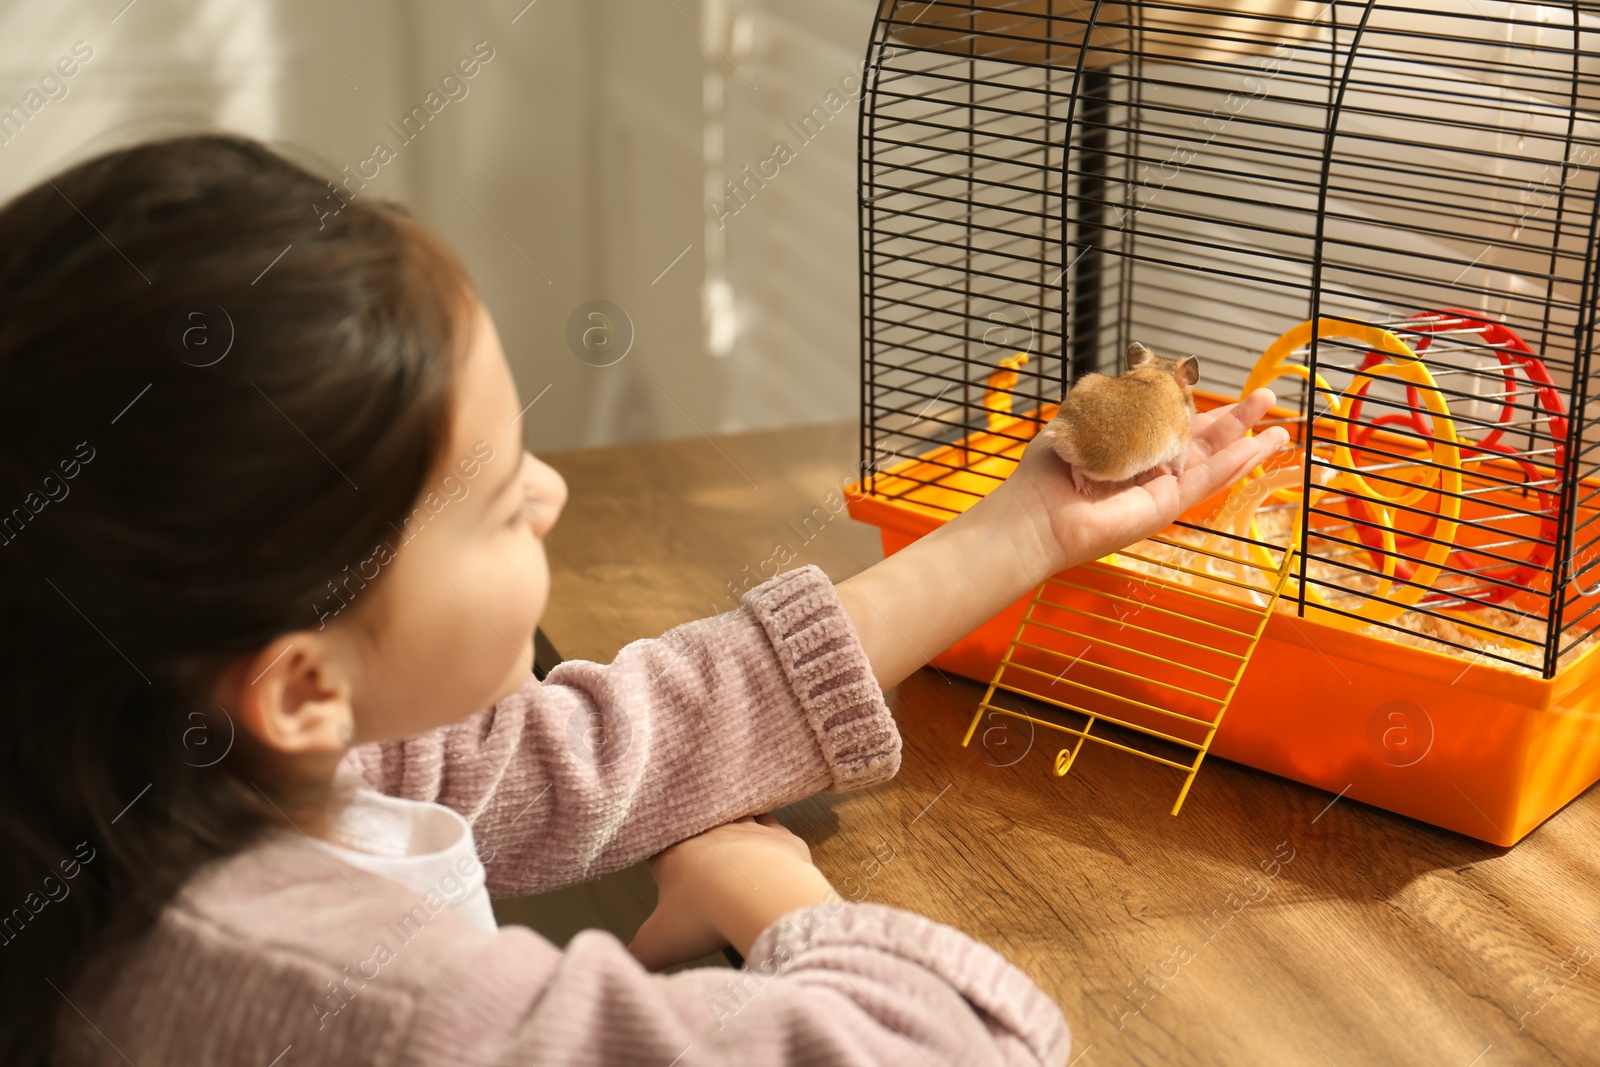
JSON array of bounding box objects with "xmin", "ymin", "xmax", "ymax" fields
[{"xmin": 0, "ymin": 133, "xmax": 1286, "ymax": 1066}]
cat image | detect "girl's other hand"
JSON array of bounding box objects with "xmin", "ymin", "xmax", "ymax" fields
[{"xmin": 627, "ymin": 814, "xmax": 836, "ymax": 972}]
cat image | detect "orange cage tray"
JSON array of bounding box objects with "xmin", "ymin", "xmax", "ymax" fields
[{"xmin": 846, "ymin": 389, "xmax": 1600, "ymax": 845}]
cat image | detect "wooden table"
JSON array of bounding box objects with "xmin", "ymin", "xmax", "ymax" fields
[{"xmin": 499, "ymin": 420, "xmax": 1600, "ymax": 1067}]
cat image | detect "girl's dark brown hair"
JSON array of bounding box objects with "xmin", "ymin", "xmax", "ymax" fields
[{"xmin": 0, "ymin": 132, "xmax": 476, "ymax": 1063}]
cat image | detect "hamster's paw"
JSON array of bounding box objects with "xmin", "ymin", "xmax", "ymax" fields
[{"xmin": 1070, "ymin": 466, "xmax": 1097, "ymax": 496}]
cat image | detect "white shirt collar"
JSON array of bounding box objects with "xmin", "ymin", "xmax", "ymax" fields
[{"xmin": 320, "ymin": 786, "xmax": 498, "ymax": 934}]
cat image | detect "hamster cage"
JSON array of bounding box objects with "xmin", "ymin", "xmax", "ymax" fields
[{"xmin": 843, "ymin": 0, "xmax": 1600, "ymax": 844}]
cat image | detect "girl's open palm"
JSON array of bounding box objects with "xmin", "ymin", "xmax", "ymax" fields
[{"xmin": 1004, "ymin": 387, "xmax": 1291, "ymax": 573}]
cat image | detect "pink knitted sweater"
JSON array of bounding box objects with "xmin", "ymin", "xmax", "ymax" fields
[{"xmin": 53, "ymin": 565, "xmax": 1071, "ymax": 1065}]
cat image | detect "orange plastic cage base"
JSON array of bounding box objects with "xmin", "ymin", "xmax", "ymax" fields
[{"xmin": 845, "ymin": 389, "xmax": 1600, "ymax": 846}]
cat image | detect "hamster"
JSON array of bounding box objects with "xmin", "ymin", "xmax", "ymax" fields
[{"xmin": 1041, "ymin": 342, "xmax": 1201, "ymax": 496}]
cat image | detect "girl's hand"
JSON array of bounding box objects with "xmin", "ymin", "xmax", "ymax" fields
[
  {"xmin": 999, "ymin": 387, "xmax": 1291, "ymax": 575},
  {"xmin": 627, "ymin": 814, "xmax": 837, "ymax": 972},
  {"xmin": 832, "ymin": 387, "xmax": 1291, "ymax": 696}
]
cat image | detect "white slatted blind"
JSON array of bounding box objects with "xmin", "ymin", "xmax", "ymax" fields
[{"xmin": 705, "ymin": 0, "xmax": 878, "ymax": 433}]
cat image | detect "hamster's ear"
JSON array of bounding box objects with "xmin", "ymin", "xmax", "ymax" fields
[
  {"xmin": 1176, "ymin": 355, "xmax": 1200, "ymax": 386},
  {"xmin": 1126, "ymin": 342, "xmax": 1153, "ymax": 370}
]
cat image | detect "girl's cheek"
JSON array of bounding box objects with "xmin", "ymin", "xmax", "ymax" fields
[
  {"xmin": 507, "ymin": 538, "xmax": 550, "ymax": 623},
  {"xmin": 528, "ymin": 549, "xmax": 550, "ymax": 613}
]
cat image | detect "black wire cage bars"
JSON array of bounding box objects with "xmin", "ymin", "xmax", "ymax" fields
[{"xmin": 844, "ymin": 0, "xmax": 1600, "ymax": 843}]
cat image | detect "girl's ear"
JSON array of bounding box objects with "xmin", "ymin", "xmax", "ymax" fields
[{"xmin": 222, "ymin": 634, "xmax": 358, "ymax": 755}]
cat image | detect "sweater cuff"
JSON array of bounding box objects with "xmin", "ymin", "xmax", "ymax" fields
[
  {"xmin": 740, "ymin": 564, "xmax": 902, "ymax": 791},
  {"xmin": 748, "ymin": 900, "xmax": 1072, "ymax": 1067}
]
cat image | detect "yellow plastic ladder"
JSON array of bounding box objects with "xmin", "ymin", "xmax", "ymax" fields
[{"xmin": 962, "ymin": 532, "xmax": 1297, "ymax": 814}]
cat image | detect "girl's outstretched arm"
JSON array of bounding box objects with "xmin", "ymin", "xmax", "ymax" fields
[
  {"xmin": 341, "ymin": 390, "xmax": 1285, "ymax": 896},
  {"xmin": 338, "ymin": 563, "xmax": 901, "ymax": 897},
  {"xmin": 836, "ymin": 389, "xmax": 1289, "ymax": 692}
]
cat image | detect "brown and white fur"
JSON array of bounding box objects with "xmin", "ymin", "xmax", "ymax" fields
[{"xmin": 1041, "ymin": 342, "xmax": 1200, "ymax": 496}]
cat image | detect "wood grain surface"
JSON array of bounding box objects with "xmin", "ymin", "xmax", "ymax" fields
[{"xmin": 500, "ymin": 419, "xmax": 1600, "ymax": 1067}]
